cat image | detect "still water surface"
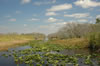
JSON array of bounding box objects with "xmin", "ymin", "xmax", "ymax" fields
[{"xmin": 0, "ymin": 45, "xmax": 98, "ymax": 66}]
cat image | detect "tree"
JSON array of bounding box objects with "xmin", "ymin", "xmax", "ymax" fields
[
  {"xmin": 48, "ymin": 18, "xmax": 100, "ymax": 40},
  {"xmin": 96, "ymin": 18, "xmax": 100, "ymax": 24},
  {"xmin": 48, "ymin": 22, "xmax": 94, "ymax": 40}
]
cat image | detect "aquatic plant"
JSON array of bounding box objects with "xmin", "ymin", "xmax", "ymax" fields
[
  {"xmin": 1, "ymin": 40, "xmax": 99, "ymax": 66},
  {"xmin": 84, "ymin": 55, "xmax": 92, "ymax": 65},
  {"xmin": 2, "ymin": 54, "xmax": 8, "ymax": 57}
]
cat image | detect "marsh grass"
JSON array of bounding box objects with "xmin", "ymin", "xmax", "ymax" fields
[
  {"xmin": 0, "ymin": 34, "xmax": 35, "ymax": 51},
  {"xmin": 0, "ymin": 34, "xmax": 34, "ymax": 42},
  {"xmin": 0, "ymin": 33, "xmax": 45, "ymax": 51},
  {"xmin": 89, "ymin": 32, "xmax": 100, "ymax": 52},
  {"xmin": 0, "ymin": 40, "xmax": 33, "ymax": 51},
  {"xmin": 49, "ymin": 38, "xmax": 89, "ymax": 49}
]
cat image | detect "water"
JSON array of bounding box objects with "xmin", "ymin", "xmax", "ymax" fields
[
  {"xmin": 0, "ymin": 45, "xmax": 99, "ymax": 66},
  {"xmin": 44, "ymin": 36, "xmax": 48, "ymax": 42},
  {"xmin": 60, "ymin": 49, "xmax": 98, "ymax": 66},
  {"xmin": 0, "ymin": 46, "xmax": 31, "ymax": 66}
]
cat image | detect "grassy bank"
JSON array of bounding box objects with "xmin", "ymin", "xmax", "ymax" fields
[
  {"xmin": 0, "ymin": 40, "xmax": 32, "ymax": 51},
  {"xmin": 0, "ymin": 33, "xmax": 45, "ymax": 51},
  {"xmin": 49, "ymin": 38, "xmax": 89, "ymax": 49},
  {"xmin": 0, "ymin": 34, "xmax": 34, "ymax": 42}
]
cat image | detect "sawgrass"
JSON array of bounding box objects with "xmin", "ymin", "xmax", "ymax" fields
[
  {"xmin": 0, "ymin": 34, "xmax": 34, "ymax": 51},
  {"xmin": 49, "ymin": 38, "xmax": 89, "ymax": 49}
]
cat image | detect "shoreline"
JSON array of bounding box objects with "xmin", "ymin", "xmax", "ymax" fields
[{"xmin": 0, "ymin": 40, "xmax": 33, "ymax": 51}]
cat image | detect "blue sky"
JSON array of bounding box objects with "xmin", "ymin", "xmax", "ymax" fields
[{"xmin": 0, "ymin": 0, "xmax": 100, "ymax": 34}]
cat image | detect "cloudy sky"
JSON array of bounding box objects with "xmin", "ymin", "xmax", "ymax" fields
[{"xmin": 0, "ymin": 0, "xmax": 100, "ymax": 34}]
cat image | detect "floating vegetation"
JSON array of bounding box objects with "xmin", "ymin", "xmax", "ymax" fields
[
  {"xmin": 84, "ymin": 55, "xmax": 92, "ymax": 65},
  {"xmin": 2, "ymin": 54, "xmax": 8, "ymax": 57},
  {"xmin": 1, "ymin": 41, "xmax": 100, "ymax": 66}
]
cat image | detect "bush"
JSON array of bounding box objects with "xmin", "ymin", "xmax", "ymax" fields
[{"xmin": 89, "ymin": 32, "xmax": 100, "ymax": 51}]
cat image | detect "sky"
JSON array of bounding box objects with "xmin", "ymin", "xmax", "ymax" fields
[{"xmin": 0, "ymin": 0, "xmax": 100, "ymax": 35}]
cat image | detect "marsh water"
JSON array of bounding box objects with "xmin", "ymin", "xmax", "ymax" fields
[
  {"xmin": 0, "ymin": 45, "xmax": 99, "ymax": 66},
  {"xmin": 0, "ymin": 46, "xmax": 31, "ymax": 66},
  {"xmin": 0, "ymin": 38, "xmax": 99, "ymax": 66}
]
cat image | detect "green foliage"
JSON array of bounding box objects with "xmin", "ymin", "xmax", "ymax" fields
[
  {"xmin": 89, "ymin": 32, "xmax": 100, "ymax": 51},
  {"xmin": 96, "ymin": 18, "xmax": 100, "ymax": 24}
]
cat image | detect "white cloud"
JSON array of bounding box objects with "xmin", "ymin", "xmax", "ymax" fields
[
  {"xmin": 28, "ymin": 18, "xmax": 39, "ymax": 21},
  {"xmin": 47, "ymin": 4, "xmax": 72, "ymax": 12},
  {"xmin": 39, "ymin": 22, "xmax": 66, "ymax": 34},
  {"xmin": 74, "ymin": 0, "xmax": 100, "ymax": 8},
  {"xmin": 47, "ymin": 17, "xmax": 63, "ymax": 22},
  {"xmin": 64, "ymin": 13, "xmax": 89, "ymax": 18},
  {"xmin": 77, "ymin": 19, "xmax": 88, "ymax": 22},
  {"xmin": 96, "ymin": 15, "xmax": 100, "ymax": 18},
  {"xmin": 9, "ymin": 18, "xmax": 16, "ymax": 22},
  {"xmin": 31, "ymin": 18, "xmax": 39, "ymax": 21},
  {"xmin": 40, "ymin": 22, "xmax": 66, "ymax": 29},
  {"xmin": 21, "ymin": 0, "xmax": 31, "ymax": 4},
  {"xmin": 33, "ymin": 0, "xmax": 56, "ymax": 6},
  {"xmin": 48, "ymin": 17, "xmax": 57, "ymax": 22},
  {"xmin": 64, "ymin": 19, "xmax": 89, "ymax": 23},
  {"xmin": 55, "ymin": 22, "xmax": 67, "ymax": 25},
  {"xmin": 45, "ymin": 12, "xmax": 57, "ymax": 16}
]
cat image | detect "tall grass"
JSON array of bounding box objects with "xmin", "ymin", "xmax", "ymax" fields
[
  {"xmin": 0, "ymin": 33, "xmax": 45, "ymax": 42},
  {"xmin": 89, "ymin": 32, "xmax": 100, "ymax": 51},
  {"xmin": 49, "ymin": 38, "xmax": 89, "ymax": 49},
  {"xmin": 0, "ymin": 33, "xmax": 45, "ymax": 51}
]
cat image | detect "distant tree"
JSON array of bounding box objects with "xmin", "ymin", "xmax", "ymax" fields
[
  {"xmin": 57, "ymin": 22, "xmax": 94, "ymax": 38},
  {"xmin": 48, "ymin": 18, "xmax": 100, "ymax": 40},
  {"xmin": 48, "ymin": 22, "xmax": 94, "ymax": 40},
  {"xmin": 96, "ymin": 18, "xmax": 100, "ymax": 24}
]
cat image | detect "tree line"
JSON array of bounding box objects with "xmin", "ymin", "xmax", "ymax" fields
[{"xmin": 48, "ymin": 18, "xmax": 100, "ymax": 52}]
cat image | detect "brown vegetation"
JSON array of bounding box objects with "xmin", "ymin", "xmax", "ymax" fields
[
  {"xmin": 50, "ymin": 38, "xmax": 89, "ymax": 48},
  {"xmin": 0, "ymin": 33, "xmax": 45, "ymax": 51},
  {"xmin": 0, "ymin": 40, "xmax": 32, "ymax": 51},
  {"xmin": 48, "ymin": 18, "xmax": 100, "ymax": 52}
]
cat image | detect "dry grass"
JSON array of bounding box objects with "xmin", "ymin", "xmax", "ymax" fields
[
  {"xmin": 0, "ymin": 34, "xmax": 34, "ymax": 42},
  {"xmin": 0, "ymin": 34, "xmax": 35, "ymax": 51},
  {"xmin": 50, "ymin": 38, "xmax": 89, "ymax": 48},
  {"xmin": 0, "ymin": 33, "xmax": 45, "ymax": 51},
  {"xmin": 0, "ymin": 39, "xmax": 32, "ymax": 51}
]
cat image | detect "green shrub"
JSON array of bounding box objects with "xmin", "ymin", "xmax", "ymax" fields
[{"xmin": 89, "ymin": 32, "xmax": 100, "ymax": 51}]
